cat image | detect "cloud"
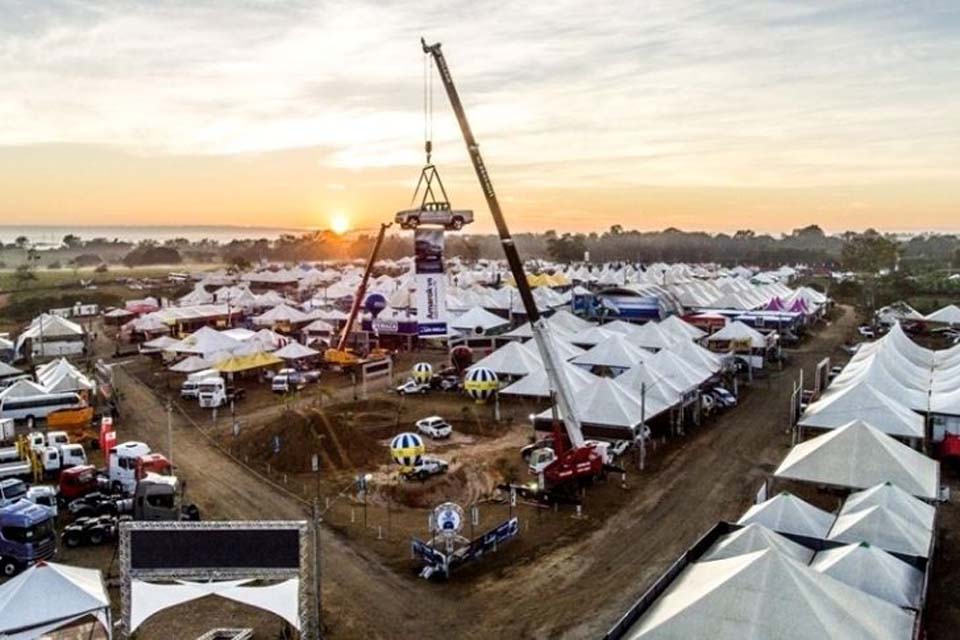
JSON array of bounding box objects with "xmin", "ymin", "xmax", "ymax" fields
[{"xmin": 0, "ymin": 0, "xmax": 957, "ymax": 195}]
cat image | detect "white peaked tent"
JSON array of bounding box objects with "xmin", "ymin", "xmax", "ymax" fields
[
  {"xmin": 599, "ymin": 319, "xmax": 641, "ymax": 335},
  {"xmin": 615, "ymin": 362, "xmax": 684, "ymax": 408},
  {"xmin": 472, "ymin": 340, "xmax": 543, "ymax": 378},
  {"xmin": 925, "ymin": 304, "xmax": 960, "ymax": 325},
  {"xmin": 273, "ymin": 341, "xmax": 320, "ymax": 360},
  {"xmin": 500, "ymin": 361, "xmax": 599, "ymax": 398},
  {"xmin": 811, "ymin": 542, "xmax": 924, "ymax": 608},
  {"xmin": 628, "ymin": 322, "xmax": 679, "ymax": 351},
  {"xmin": 0, "ymin": 379, "xmax": 48, "ymax": 400},
  {"xmin": 0, "ymin": 361, "xmax": 22, "ymax": 379},
  {"xmin": 571, "ymin": 334, "xmax": 650, "ymax": 372},
  {"xmin": 141, "ymin": 335, "xmax": 179, "ymax": 352},
  {"xmin": 706, "ymin": 320, "xmax": 768, "ymax": 349},
  {"xmin": 774, "ymin": 420, "xmax": 940, "ymax": 499},
  {"xmin": 168, "ymin": 355, "xmax": 214, "ymax": 373},
  {"xmin": 253, "ymin": 303, "xmax": 309, "ymax": 327},
  {"xmin": 536, "ymin": 377, "xmax": 654, "ymax": 430},
  {"xmin": 737, "ymin": 492, "xmax": 835, "ymax": 539},
  {"xmin": 827, "ymin": 505, "xmax": 932, "ymax": 558},
  {"xmin": 672, "ymin": 339, "xmax": 724, "ymax": 374},
  {"xmin": 624, "ymin": 548, "xmax": 915, "ymax": 640},
  {"xmin": 519, "ymin": 337, "xmax": 584, "ymax": 362},
  {"xmin": 648, "ymin": 349, "xmax": 710, "ymax": 392},
  {"xmin": 168, "ymin": 326, "xmax": 241, "ymax": 358},
  {"xmin": 567, "ymin": 325, "xmax": 617, "ymax": 347},
  {"xmin": 660, "ymin": 314, "xmax": 707, "ymax": 341},
  {"xmin": 449, "ymin": 306, "xmax": 510, "ymax": 334},
  {"xmin": 700, "ymin": 523, "xmax": 814, "ymax": 563},
  {"xmin": 841, "ymin": 482, "xmax": 936, "ymax": 532},
  {"xmin": 548, "ymin": 308, "xmax": 595, "ymax": 333},
  {"xmin": 798, "ymin": 382, "xmax": 926, "ymax": 440},
  {"xmin": 0, "ymin": 561, "xmax": 111, "ymax": 640}
]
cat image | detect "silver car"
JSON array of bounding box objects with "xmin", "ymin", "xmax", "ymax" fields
[{"xmin": 395, "ymin": 204, "xmax": 473, "ymax": 230}]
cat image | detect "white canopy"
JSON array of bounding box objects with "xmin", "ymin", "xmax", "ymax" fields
[
  {"xmin": 627, "ymin": 321, "xmax": 679, "ymax": 351},
  {"xmin": 169, "ymin": 355, "xmax": 214, "ymax": 373},
  {"xmin": 273, "ymin": 341, "xmax": 320, "ymax": 360},
  {"xmin": 0, "ymin": 379, "xmax": 48, "ymax": 400},
  {"xmin": 0, "ymin": 362, "xmax": 22, "ymax": 378},
  {"xmin": 625, "ymin": 548, "xmax": 915, "ymax": 640},
  {"xmin": 570, "ymin": 334, "xmax": 650, "ymax": 371},
  {"xmin": 567, "ymin": 325, "xmax": 617, "ymax": 347},
  {"xmin": 500, "ymin": 361, "xmax": 599, "ymax": 398},
  {"xmin": 660, "ymin": 314, "xmax": 707, "ymax": 341},
  {"xmin": 811, "ymin": 542, "xmax": 924, "ymax": 608},
  {"xmin": 841, "ymin": 482, "xmax": 936, "ymax": 532},
  {"xmin": 449, "ymin": 306, "xmax": 510, "ymax": 334},
  {"xmin": 925, "ymin": 304, "xmax": 960, "ymax": 325},
  {"xmin": 536, "ymin": 377, "xmax": 670, "ymax": 428},
  {"xmin": 774, "ymin": 420, "xmax": 940, "ymax": 499},
  {"xmin": 700, "ymin": 523, "xmax": 813, "ymax": 564},
  {"xmin": 167, "ymin": 326, "xmax": 241, "ymax": 359},
  {"xmin": 0, "ymin": 561, "xmax": 111, "ymax": 640},
  {"xmin": 798, "ymin": 382, "xmax": 926, "ymax": 440},
  {"xmin": 827, "ymin": 505, "xmax": 932, "ymax": 558},
  {"xmin": 253, "ymin": 303, "xmax": 310, "ymax": 326},
  {"xmin": 706, "ymin": 320, "xmax": 767, "ymax": 349},
  {"xmin": 473, "ymin": 340, "xmax": 544, "ymax": 378},
  {"xmin": 737, "ymin": 492, "xmax": 834, "ymax": 539}
]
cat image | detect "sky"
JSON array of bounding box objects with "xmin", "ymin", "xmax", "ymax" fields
[{"xmin": 0, "ymin": 0, "xmax": 958, "ymax": 235}]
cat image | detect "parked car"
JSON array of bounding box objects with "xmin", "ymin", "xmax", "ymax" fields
[
  {"xmin": 430, "ymin": 375, "xmax": 461, "ymax": 391},
  {"xmin": 416, "ymin": 416, "xmax": 452, "ymax": 439},
  {"xmin": 272, "ymin": 369, "xmax": 305, "ymax": 394},
  {"xmin": 709, "ymin": 386, "xmax": 738, "ymax": 409},
  {"xmin": 401, "ymin": 456, "xmax": 449, "ymax": 481},
  {"xmin": 396, "ymin": 379, "xmax": 429, "ymax": 396},
  {"xmin": 395, "ymin": 205, "xmax": 474, "ymax": 230},
  {"xmin": 857, "ymin": 325, "xmax": 876, "ymax": 339}
]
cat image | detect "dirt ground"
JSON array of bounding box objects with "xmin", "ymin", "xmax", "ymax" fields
[{"xmin": 52, "ymin": 305, "xmax": 960, "ymax": 639}]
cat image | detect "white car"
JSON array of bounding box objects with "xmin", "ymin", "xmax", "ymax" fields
[
  {"xmin": 415, "ymin": 416, "xmax": 452, "ymax": 439},
  {"xmin": 401, "ymin": 456, "xmax": 449, "ymax": 481},
  {"xmin": 395, "ymin": 205, "xmax": 474, "ymax": 230},
  {"xmin": 396, "ymin": 379, "xmax": 429, "ymax": 396}
]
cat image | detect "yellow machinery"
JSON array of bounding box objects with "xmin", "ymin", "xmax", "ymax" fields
[{"xmin": 324, "ymin": 222, "xmax": 392, "ymax": 368}]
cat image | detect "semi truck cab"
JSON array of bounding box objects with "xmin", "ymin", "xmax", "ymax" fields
[{"xmin": 0, "ymin": 499, "xmax": 57, "ymax": 576}]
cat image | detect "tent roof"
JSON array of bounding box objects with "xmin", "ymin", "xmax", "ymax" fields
[
  {"xmin": 828, "ymin": 505, "xmax": 932, "ymax": 558},
  {"xmin": 774, "ymin": 420, "xmax": 940, "ymax": 499},
  {"xmin": 707, "ymin": 320, "xmax": 767, "ymax": 348},
  {"xmin": 798, "ymin": 382, "xmax": 925, "ymax": 439},
  {"xmin": 811, "ymin": 542, "xmax": 924, "ymax": 608},
  {"xmin": 737, "ymin": 492, "xmax": 835, "ymax": 539},
  {"xmin": 169, "ymin": 355, "xmax": 214, "ymax": 373},
  {"xmin": 168, "ymin": 326, "xmax": 241, "ymax": 357},
  {"xmin": 625, "ymin": 548, "xmax": 915, "ymax": 640},
  {"xmin": 519, "ymin": 337, "xmax": 584, "ymax": 362},
  {"xmin": 473, "ymin": 340, "xmax": 543, "ymax": 377},
  {"xmin": 273, "ymin": 341, "xmax": 320, "ymax": 360},
  {"xmin": 570, "ymin": 334, "xmax": 650, "ymax": 370},
  {"xmin": 0, "ymin": 361, "xmax": 22, "ymax": 378},
  {"xmin": 500, "ymin": 361, "xmax": 598, "ymax": 398},
  {"xmin": 660, "ymin": 314, "xmax": 707, "ymax": 341},
  {"xmin": 925, "ymin": 304, "xmax": 960, "ymax": 324},
  {"xmin": 841, "ymin": 482, "xmax": 936, "ymax": 532},
  {"xmin": 449, "ymin": 306, "xmax": 510, "ymax": 332},
  {"xmin": 567, "ymin": 325, "xmax": 617, "ymax": 347},
  {"xmin": 141, "ymin": 336, "xmax": 179, "ymax": 350},
  {"xmin": 627, "ymin": 321, "xmax": 680, "ymax": 351},
  {"xmin": 214, "ymin": 351, "xmax": 283, "ymax": 373},
  {"xmin": 700, "ymin": 523, "xmax": 814, "ymax": 564},
  {"xmin": 0, "ymin": 561, "xmax": 109, "ymax": 635}
]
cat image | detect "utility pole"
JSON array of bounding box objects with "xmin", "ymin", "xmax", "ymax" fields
[
  {"xmin": 166, "ymin": 399, "xmax": 174, "ymax": 465},
  {"xmin": 313, "ymin": 497, "xmax": 323, "ymax": 640}
]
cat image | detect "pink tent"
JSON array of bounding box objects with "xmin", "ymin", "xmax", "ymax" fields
[
  {"xmin": 765, "ymin": 297, "xmax": 786, "ymax": 312},
  {"xmin": 789, "ymin": 298, "xmax": 810, "ymax": 314}
]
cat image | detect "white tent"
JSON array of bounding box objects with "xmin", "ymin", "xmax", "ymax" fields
[
  {"xmin": 273, "ymin": 341, "xmax": 320, "ymax": 360},
  {"xmin": 167, "ymin": 326, "xmax": 241, "ymax": 359},
  {"xmin": 700, "ymin": 523, "xmax": 813, "ymax": 563},
  {"xmin": 0, "ymin": 379, "xmax": 48, "ymax": 400},
  {"xmin": 706, "ymin": 320, "xmax": 767, "ymax": 349},
  {"xmin": 519, "ymin": 337, "xmax": 584, "ymax": 362},
  {"xmin": 660, "ymin": 314, "xmax": 707, "ymax": 341},
  {"xmin": 253, "ymin": 303, "xmax": 309, "ymax": 327},
  {"xmin": 671, "ymin": 339, "xmax": 725, "ymax": 374},
  {"xmin": 168, "ymin": 355, "xmax": 214, "ymax": 374},
  {"xmin": 570, "ymin": 334, "xmax": 650, "ymax": 372},
  {"xmin": 0, "ymin": 561, "xmax": 111, "ymax": 640},
  {"xmin": 773, "ymin": 420, "xmax": 940, "ymax": 499},
  {"xmin": 567, "ymin": 325, "xmax": 617, "ymax": 348},
  {"xmin": 624, "ymin": 548, "xmax": 915, "ymax": 640},
  {"xmin": 827, "ymin": 505, "xmax": 932, "ymax": 558},
  {"xmin": 798, "ymin": 383, "xmax": 925, "ymax": 440},
  {"xmin": 140, "ymin": 336, "xmax": 179, "ymax": 352},
  {"xmin": 500, "ymin": 361, "xmax": 599, "ymax": 398},
  {"xmin": 841, "ymin": 482, "xmax": 936, "ymax": 532},
  {"xmin": 0, "ymin": 361, "xmax": 22, "ymax": 378},
  {"xmin": 925, "ymin": 304, "xmax": 960, "ymax": 325},
  {"xmin": 811, "ymin": 542, "xmax": 924, "ymax": 608},
  {"xmin": 628, "ymin": 322, "xmax": 679, "ymax": 351},
  {"xmin": 536, "ymin": 377, "xmax": 669, "ymax": 429},
  {"xmin": 647, "ymin": 349, "xmax": 711, "ymax": 392},
  {"xmin": 472, "ymin": 340, "xmax": 543, "ymax": 378},
  {"xmin": 548, "ymin": 309, "xmax": 595, "ymax": 333},
  {"xmin": 449, "ymin": 306, "xmax": 510, "ymax": 335},
  {"xmin": 737, "ymin": 492, "xmax": 835, "ymax": 539}
]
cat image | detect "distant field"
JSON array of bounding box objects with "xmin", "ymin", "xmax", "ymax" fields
[{"xmin": 0, "ymin": 263, "xmax": 216, "ymax": 293}]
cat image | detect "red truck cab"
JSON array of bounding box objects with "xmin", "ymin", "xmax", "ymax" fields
[{"xmin": 58, "ymin": 465, "xmax": 100, "ymax": 502}]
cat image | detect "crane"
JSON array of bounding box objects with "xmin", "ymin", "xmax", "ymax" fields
[
  {"xmin": 421, "ymin": 38, "xmax": 608, "ymax": 487},
  {"xmin": 324, "ymin": 222, "xmax": 392, "ymax": 368}
]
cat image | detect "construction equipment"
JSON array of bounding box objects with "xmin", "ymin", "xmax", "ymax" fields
[
  {"xmin": 324, "ymin": 222, "xmax": 393, "ymax": 368},
  {"xmin": 422, "ymin": 39, "xmax": 609, "ymax": 489},
  {"xmin": 46, "ymin": 406, "xmax": 97, "ymax": 447}
]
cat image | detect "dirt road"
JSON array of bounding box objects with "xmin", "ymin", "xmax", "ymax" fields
[{"xmin": 117, "ymin": 308, "xmax": 861, "ymax": 639}]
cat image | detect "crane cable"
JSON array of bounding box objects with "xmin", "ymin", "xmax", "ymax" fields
[{"xmin": 423, "ymin": 51, "xmax": 433, "ymax": 163}]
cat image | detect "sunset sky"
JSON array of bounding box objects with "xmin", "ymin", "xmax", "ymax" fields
[{"xmin": 0, "ymin": 1, "xmax": 958, "ymax": 235}]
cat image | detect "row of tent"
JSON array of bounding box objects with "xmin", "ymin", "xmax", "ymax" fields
[
  {"xmin": 622, "ymin": 484, "xmax": 935, "ymax": 639},
  {"xmin": 877, "ymin": 301, "xmax": 960, "ymax": 327},
  {"xmin": 0, "ymin": 358, "xmax": 94, "ymax": 401}
]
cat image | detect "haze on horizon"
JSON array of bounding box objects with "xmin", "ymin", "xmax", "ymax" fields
[{"xmin": 0, "ymin": 1, "xmax": 957, "ymax": 235}]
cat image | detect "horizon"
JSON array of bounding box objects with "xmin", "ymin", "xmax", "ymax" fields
[{"xmin": 1, "ymin": 2, "xmax": 958, "ymax": 234}]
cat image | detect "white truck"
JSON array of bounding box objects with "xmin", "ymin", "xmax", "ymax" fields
[
  {"xmin": 0, "ymin": 418, "xmax": 14, "ymax": 445},
  {"xmin": 108, "ymin": 441, "xmax": 152, "ymax": 494},
  {"xmin": 180, "ymin": 369, "xmax": 221, "ymax": 400},
  {"xmin": 197, "ymin": 377, "xmax": 227, "ymax": 408}
]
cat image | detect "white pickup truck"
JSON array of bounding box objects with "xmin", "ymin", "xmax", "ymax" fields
[{"xmin": 415, "ymin": 416, "xmax": 453, "ymax": 439}]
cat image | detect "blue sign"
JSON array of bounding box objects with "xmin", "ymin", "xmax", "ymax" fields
[{"xmin": 419, "ymin": 322, "xmax": 447, "ymax": 337}]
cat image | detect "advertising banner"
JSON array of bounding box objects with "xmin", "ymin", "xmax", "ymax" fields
[{"xmin": 415, "ymin": 228, "xmax": 447, "ymax": 336}]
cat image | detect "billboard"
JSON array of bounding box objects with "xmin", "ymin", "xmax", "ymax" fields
[{"xmin": 415, "ymin": 228, "xmax": 447, "ymax": 336}]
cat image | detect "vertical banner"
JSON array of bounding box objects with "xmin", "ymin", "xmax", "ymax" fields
[{"xmin": 415, "ymin": 228, "xmax": 448, "ymax": 336}]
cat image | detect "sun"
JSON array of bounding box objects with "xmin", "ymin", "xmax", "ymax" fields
[{"xmin": 330, "ymin": 213, "xmax": 350, "ymax": 235}]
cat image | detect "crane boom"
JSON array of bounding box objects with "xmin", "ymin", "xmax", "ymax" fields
[
  {"xmin": 421, "ymin": 38, "xmax": 584, "ymax": 447},
  {"xmin": 335, "ymin": 222, "xmax": 392, "ymax": 352}
]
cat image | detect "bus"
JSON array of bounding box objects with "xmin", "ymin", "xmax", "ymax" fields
[{"xmin": 0, "ymin": 393, "xmax": 84, "ymax": 425}]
